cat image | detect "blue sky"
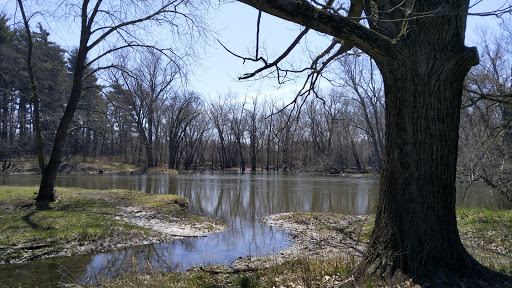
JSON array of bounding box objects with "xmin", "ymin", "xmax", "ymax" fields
[
  {"xmin": 192, "ymin": 1, "xmax": 323, "ymax": 103},
  {"xmin": 2, "ymin": 0, "xmax": 509, "ymax": 103},
  {"xmin": 193, "ymin": 0, "xmax": 510, "ymax": 102}
]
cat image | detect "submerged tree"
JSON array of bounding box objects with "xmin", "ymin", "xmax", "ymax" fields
[{"xmin": 235, "ymin": 0, "xmax": 511, "ymax": 286}]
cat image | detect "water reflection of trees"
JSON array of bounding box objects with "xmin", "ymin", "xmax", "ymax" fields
[
  {"xmin": 79, "ymin": 240, "xmax": 201, "ymax": 285},
  {"xmin": 174, "ymin": 172, "xmax": 380, "ymax": 258},
  {"xmin": 1, "ymin": 172, "xmax": 502, "ymax": 286},
  {"xmin": 180, "ymin": 172, "xmax": 378, "ymax": 217}
]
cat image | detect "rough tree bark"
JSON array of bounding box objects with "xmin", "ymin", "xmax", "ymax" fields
[
  {"xmin": 359, "ymin": 1, "xmax": 494, "ymax": 284},
  {"xmin": 363, "ymin": 31, "xmax": 483, "ymax": 284},
  {"xmin": 236, "ymin": 0, "xmax": 511, "ymax": 286}
]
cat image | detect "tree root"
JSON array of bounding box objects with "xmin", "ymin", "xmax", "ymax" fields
[{"xmin": 347, "ymin": 253, "xmax": 512, "ymax": 288}]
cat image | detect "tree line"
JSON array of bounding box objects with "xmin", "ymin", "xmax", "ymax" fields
[
  {"xmin": 1, "ymin": 14, "xmax": 511, "ymax": 186},
  {"xmin": 0, "ymin": 13, "xmax": 384, "ymax": 174}
]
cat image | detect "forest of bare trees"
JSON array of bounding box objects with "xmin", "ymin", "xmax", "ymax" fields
[
  {"xmin": 0, "ymin": 22, "xmax": 384, "ymax": 175},
  {"xmin": 0, "ymin": 13, "xmax": 510, "ymax": 186},
  {"xmin": 0, "ymin": 11, "xmax": 383, "ymax": 174}
]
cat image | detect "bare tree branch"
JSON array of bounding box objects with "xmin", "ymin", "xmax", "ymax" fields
[
  {"xmin": 239, "ymin": 27, "xmax": 310, "ymax": 80},
  {"xmin": 16, "ymin": 0, "xmax": 46, "ymax": 172},
  {"xmin": 236, "ymin": 0, "xmax": 392, "ymax": 59}
]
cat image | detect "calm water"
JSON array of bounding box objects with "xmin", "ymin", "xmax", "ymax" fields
[{"xmin": 0, "ymin": 171, "xmax": 504, "ymax": 286}]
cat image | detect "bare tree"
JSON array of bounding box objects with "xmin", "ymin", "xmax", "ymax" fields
[
  {"xmin": 306, "ymin": 89, "xmax": 353, "ymax": 173},
  {"xmin": 276, "ymin": 106, "xmax": 295, "ymax": 171},
  {"xmin": 110, "ymin": 51, "xmax": 180, "ymax": 169},
  {"xmin": 263, "ymin": 98, "xmax": 279, "ymax": 171},
  {"xmin": 246, "ymin": 95, "xmax": 264, "ymax": 171},
  {"xmin": 181, "ymin": 109, "xmax": 208, "ymax": 170},
  {"xmin": 234, "ymin": 0, "xmax": 511, "ymax": 285},
  {"xmin": 335, "ymin": 55, "xmax": 384, "ymax": 173},
  {"xmin": 306, "ymin": 97, "xmax": 334, "ymax": 171},
  {"xmin": 230, "ymin": 97, "xmax": 248, "ymax": 171},
  {"xmin": 16, "ymin": 1, "xmax": 45, "ymax": 173},
  {"xmin": 208, "ymin": 95, "xmax": 232, "ymax": 169},
  {"xmin": 460, "ymin": 27, "xmax": 512, "ymax": 203},
  {"xmin": 16, "ymin": 0, "xmax": 206, "ymax": 202},
  {"xmin": 167, "ymin": 91, "xmax": 202, "ymax": 169}
]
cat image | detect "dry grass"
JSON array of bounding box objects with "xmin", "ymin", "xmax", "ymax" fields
[{"xmin": 95, "ymin": 256, "xmax": 358, "ymax": 288}]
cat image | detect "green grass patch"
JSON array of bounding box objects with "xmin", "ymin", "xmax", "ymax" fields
[
  {"xmin": 456, "ymin": 207, "xmax": 512, "ymax": 275},
  {"xmin": 457, "ymin": 207, "xmax": 512, "ymax": 251},
  {"xmin": 0, "ymin": 186, "xmax": 189, "ymax": 263},
  {"xmin": 99, "ymin": 188, "xmax": 188, "ymax": 214}
]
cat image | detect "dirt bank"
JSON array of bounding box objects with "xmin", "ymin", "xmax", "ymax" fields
[{"xmin": 229, "ymin": 212, "xmax": 372, "ymax": 272}]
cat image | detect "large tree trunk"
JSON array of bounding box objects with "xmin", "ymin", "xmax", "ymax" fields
[
  {"xmin": 360, "ymin": 18, "xmax": 494, "ymax": 286},
  {"xmin": 36, "ymin": 64, "xmax": 85, "ymax": 202}
]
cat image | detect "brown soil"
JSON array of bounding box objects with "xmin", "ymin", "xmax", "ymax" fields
[{"xmin": 54, "ymin": 206, "xmax": 227, "ymax": 260}]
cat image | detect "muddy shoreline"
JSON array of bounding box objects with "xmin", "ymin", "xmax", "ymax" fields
[
  {"xmin": 229, "ymin": 211, "xmax": 512, "ymax": 275},
  {"xmin": 1, "ymin": 212, "xmax": 227, "ymax": 265},
  {"xmin": 228, "ymin": 212, "xmax": 372, "ymax": 273}
]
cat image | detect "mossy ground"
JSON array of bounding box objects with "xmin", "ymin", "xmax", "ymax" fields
[{"xmin": 0, "ymin": 186, "xmax": 222, "ymax": 263}]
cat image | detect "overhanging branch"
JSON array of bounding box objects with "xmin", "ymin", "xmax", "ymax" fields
[{"xmin": 236, "ymin": 0, "xmax": 392, "ymax": 59}]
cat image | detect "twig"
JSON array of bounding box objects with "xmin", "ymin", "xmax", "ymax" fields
[{"xmin": 200, "ymin": 266, "xmax": 257, "ymax": 274}]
